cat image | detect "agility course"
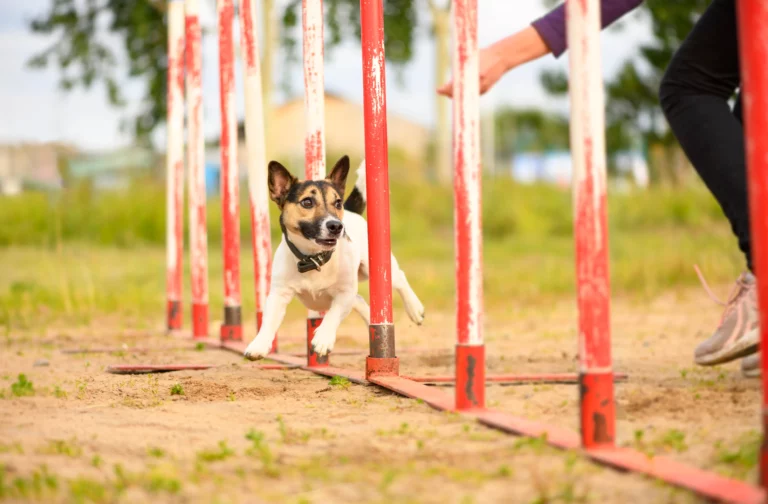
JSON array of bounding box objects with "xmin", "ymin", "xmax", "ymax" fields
[
  {"xmin": 109, "ymin": 0, "xmax": 768, "ymax": 501},
  {"xmin": 2, "ymin": 0, "xmax": 767, "ymax": 502}
]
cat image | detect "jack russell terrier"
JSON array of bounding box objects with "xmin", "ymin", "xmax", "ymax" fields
[{"xmin": 243, "ymin": 155, "xmax": 425, "ymax": 360}]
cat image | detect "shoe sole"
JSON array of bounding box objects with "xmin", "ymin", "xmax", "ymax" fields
[{"xmin": 695, "ymin": 327, "xmax": 759, "ymax": 366}]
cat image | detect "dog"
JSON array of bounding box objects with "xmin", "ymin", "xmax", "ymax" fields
[{"xmin": 243, "ymin": 155, "xmax": 425, "ymax": 360}]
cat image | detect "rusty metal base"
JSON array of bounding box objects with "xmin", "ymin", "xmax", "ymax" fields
[{"xmin": 403, "ymin": 372, "xmax": 629, "ymax": 386}]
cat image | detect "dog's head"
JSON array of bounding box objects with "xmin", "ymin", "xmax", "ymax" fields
[{"xmin": 268, "ymin": 155, "xmax": 350, "ymax": 254}]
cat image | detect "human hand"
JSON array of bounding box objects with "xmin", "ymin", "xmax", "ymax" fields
[{"xmin": 437, "ymin": 44, "xmax": 508, "ymax": 98}]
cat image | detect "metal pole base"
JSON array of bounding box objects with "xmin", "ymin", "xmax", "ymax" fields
[
  {"xmin": 192, "ymin": 303, "xmax": 208, "ymax": 338},
  {"xmin": 579, "ymin": 370, "xmax": 615, "ymax": 448},
  {"xmin": 306, "ymin": 318, "xmax": 328, "ymax": 367},
  {"xmin": 456, "ymin": 344, "xmax": 485, "ymax": 410},
  {"xmin": 220, "ymin": 306, "xmax": 242, "ymax": 341},
  {"xmin": 167, "ymin": 300, "xmax": 182, "ymax": 331}
]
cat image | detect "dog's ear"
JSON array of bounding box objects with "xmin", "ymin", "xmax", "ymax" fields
[
  {"xmin": 268, "ymin": 161, "xmax": 297, "ymax": 206},
  {"xmin": 326, "ymin": 155, "xmax": 350, "ymax": 196}
]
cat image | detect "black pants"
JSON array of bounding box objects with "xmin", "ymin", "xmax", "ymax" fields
[{"xmin": 659, "ymin": 0, "xmax": 751, "ymax": 270}]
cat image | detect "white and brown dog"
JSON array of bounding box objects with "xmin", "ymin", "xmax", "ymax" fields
[{"xmin": 243, "ymin": 155, "xmax": 425, "ymax": 360}]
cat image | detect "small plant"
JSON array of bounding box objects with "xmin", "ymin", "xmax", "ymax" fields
[
  {"xmin": 11, "ymin": 374, "xmax": 34, "ymax": 397},
  {"xmin": 496, "ymin": 465, "xmax": 512, "ymax": 478},
  {"xmin": 40, "ymin": 439, "xmax": 82, "ymax": 458},
  {"xmin": 68, "ymin": 477, "xmax": 107, "ymax": 503},
  {"xmin": 170, "ymin": 384, "xmax": 184, "ymax": 396},
  {"xmin": 679, "ymin": 369, "xmax": 689, "ymax": 379},
  {"xmin": 53, "ymin": 386, "xmax": 67, "ymax": 399},
  {"xmin": 197, "ymin": 441, "xmax": 234, "ymax": 463},
  {"xmin": 246, "ymin": 429, "xmax": 278, "ymax": 477},
  {"xmin": 91, "ymin": 455, "xmax": 102, "ymax": 468},
  {"xmin": 329, "ymin": 376, "xmax": 350, "ymax": 389},
  {"xmin": 228, "ymin": 391, "xmax": 236, "ymax": 402},
  {"xmin": 195, "ymin": 342, "xmax": 205, "ymax": 351},
  {"xmin": 657, "ymin": 429, "xmax": 687, "ymax": 453},
  {"xmin": 714, "ymin": 431, "xmax": 760, "ymax": 477},
  {"xmin": 147, "ymin": 447, "xmax": 165, "ymax": 458}
]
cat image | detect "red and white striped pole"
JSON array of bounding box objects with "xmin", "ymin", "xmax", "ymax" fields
[
  {"xmin": 302, "ymin": 0, "xmax": 328, "ymax": 367},
  {"xmin": 185, "ymin": 0, "xmax": 209, "ymax": 339},
  {"xmin": 361, "ymin": 0, "xmax": 399, "ymax": 379},
  {"xmin": 566, "ymin": 0, "xmax": 614, "ymax": 448},
  {"xmin": 166, "ymin": 0, "xmax": 186, "ymax": 333},
  {"xmin": 451, "ymin": 0, "xmax": 484, "ymax": 410},
  {"xmin": 239, "ymin": 0, "xmax": 277, "ymax": 353},
  {"xmin": 217, "ymin": 0, "xmax": 242, "ymax": 341},
  {"xmin": 735, "ymin": 0, "xmax": 768, "ymax": 487}
]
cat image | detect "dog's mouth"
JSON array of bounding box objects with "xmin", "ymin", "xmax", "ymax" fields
[{"xmin": 315, "ymin": 238, "xmax": 337, "ymax": 248}]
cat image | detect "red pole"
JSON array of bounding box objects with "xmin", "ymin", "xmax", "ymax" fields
[
  {"xmin": 239, "ymin": 0, "xmax": 277, "ymax": 353},
  {"xmin": 360, "ymin": 0, "xmax": 399, "ymax": 379},
  {"xmin": 185, "ymin": 0, "xmax": 209, "ymax": 338},
  {"xmin": 735, "ymin": 0, "xmax": 768, "ymax": 487},
  {"xmin": 451, "ymin": 0, "xmax": 484, "ymax": 410},
  {"xmin": 218, "ymin": 0, "xmax": 242, "ymax": 341},
  {"xmin": 166, "ymin": 0, "xmax": 185, "ymax": 333},
  {"xmin": 303, "ymin": 0, "xmax": 328, "ymax": 367},
  {"xmin": 566, "ymin": 0, "xmax": 614, "ymax": 448}
]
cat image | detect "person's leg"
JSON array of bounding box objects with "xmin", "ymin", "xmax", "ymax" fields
[{"xmin": 659, "ymin": 0, "xmax": 759, "ymax": 366}]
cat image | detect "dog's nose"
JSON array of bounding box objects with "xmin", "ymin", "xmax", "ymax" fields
[{"xmin": 326, "ymin": 220, "xmax": 343, "ymax": 236}]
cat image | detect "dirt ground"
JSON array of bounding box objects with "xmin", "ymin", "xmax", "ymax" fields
[{"xmin": 0, "ymin": 288, "xmax": 762, "ymax": 503}]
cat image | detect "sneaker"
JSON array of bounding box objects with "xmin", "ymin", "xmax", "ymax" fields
[
  {"xmin": 693, "ymin": 269, "xmax": 759, "ymax": 366},
  {"xmin": 741, "ymin": 352, "xmax": 761, "ymax": 378}
]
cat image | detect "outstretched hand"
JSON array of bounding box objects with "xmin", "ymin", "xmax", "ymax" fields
[{"xmin": 437, "ymin": 45, "xmax": 508, "ymax": 98}]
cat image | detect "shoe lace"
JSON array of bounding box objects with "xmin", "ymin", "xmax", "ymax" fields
[{"xmin": 694, "ymin": 265, "xmax": 749, "ymax": 316}]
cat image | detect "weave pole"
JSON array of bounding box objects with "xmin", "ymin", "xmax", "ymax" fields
[
  {"xmin": 566, "ymin": 0, "xmax": 615, "ymax": 448},
  {"xmin": 361, "ymin": 0, "xmax": 399, "ymax": 378},
  {"xmin": 451, "ymin": 0, "xmax": 484, "ymax": 410},
  {"xmin": 185, "ymin": 0, "xmax": 209, "ymax": 338},
  {"xmin": 218, "ymin": 0, "xmax": 243, "ymax": 342},
  {"xmin": 239, "ymin": 0, "xmax": 277, "ymax": 353},
  {"xmin": 736, "ymin": 0, "xmax": 768, "ymax": 487},
  {"xmin": 165, "ymin": 0, "xmax": 185, "ymax": 332},
  {"xmin": 302, "ymin": 0, "xmax": 328, "ymax": 367}
]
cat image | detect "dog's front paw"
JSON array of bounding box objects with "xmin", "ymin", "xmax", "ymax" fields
[
  {"xmin": 244, "ymin": 335, "xmax": 272, "ymax": 361},
  {"xmin": 311, "ymin": 326, "xmax": 336, "ymax": 357},
  {"xmin": 405, "ymin": 294, "xmax": 425, "ymax": 326}
]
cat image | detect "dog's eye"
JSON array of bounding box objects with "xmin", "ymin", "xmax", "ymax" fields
[
  {"xmin": 300, "ymin": 198, "xmax": 313, "ymax": 209},
  {"xmin": 334, "ymin": 199, "xmax": 342, "ymax": 210}
]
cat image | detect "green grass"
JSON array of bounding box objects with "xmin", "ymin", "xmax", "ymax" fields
[
  {"xmin": 169, "ymin": 384, "xmax": 184, "ymax": 396},
  {"xmin": 0, "ymin": 178, "xmax": 746, "ymax": 330},
  {"xmin": 11, "ymin": 374, "xmax": 34, "ymax": 397}
]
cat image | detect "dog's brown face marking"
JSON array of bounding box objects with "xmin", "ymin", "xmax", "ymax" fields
[{"xmin": 268, "ymin": 156, "xmax": 350, "ymax": 242}]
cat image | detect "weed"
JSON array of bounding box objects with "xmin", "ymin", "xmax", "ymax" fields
[
  {"xmin": 147, "ymin": 447, "xmax": 165, "ymax": 458},
  {"xmin": 91, "ymin": 455, "xmax": 102, "ymax": 468},
  {"xmin": 39, "ymin": 439, "xmax": 82, "ymax": 458},
  {"xmin": 496, "ymin": 465, "xmax": 512, "ymax": 478},
  {"xmin": 329, "ymin": 376, "xmax": 351, "ymax": 389},
  {"xmin": 54, "ymin": 385, "xmax": 67, "ymax": 398},
  {"xmin": 11, "ymin": 374, "xmax": 34, "ymax": 397},
  {"xmin": 657, "ymin": 429, "xmax": 688, "ymax": 453},
  {"xmin": 170, "ymin": 383, "xmax": 184, "ymax": 396},
  {"xmin": 714, "ymin": 430, "xmax": 760, "ymax": 478},
  {"xmin": 680, "ymin": 369, "xmax": 689, "ymax": 379},
  {"xmin": 195, "ymin": 342, "xmax": 205, "ymax": 351},
  {"xmin": 246, "ymin": 429, "xmax": 278, "ymax": 477},
  {"xmin": 68, "ymin": 477, "xmax": 107, "ymax": 503},
  {"xmin": 228, "ymin": 391, "xmax": 236, "ymax": 402},
  {"xmin": 197, "ymin": 441, "xmax": 234, "ymax": 463}
]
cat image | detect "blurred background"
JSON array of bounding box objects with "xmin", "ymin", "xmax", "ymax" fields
[{"xmin": 0, "ymin": 0, "xmax": 741, "ymax": 331}]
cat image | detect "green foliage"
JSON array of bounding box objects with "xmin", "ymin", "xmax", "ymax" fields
[
  {"xmin": 197, "ymin": 441, "xmax": 234, "ymax": 463},
  {"xmin": 170, "ymin": 384, "xmax": 184, "ymax": 396},
  {"xmin": 11, "ymin": 374, "xmax": 34, "ymax": 397},
  {"xmin": 28, "ymin": 0, "xmax": 166, "ymax": 141},
  {"xmin": 329, "ymin": 376, "xmax": 351, "ymax": 388}
]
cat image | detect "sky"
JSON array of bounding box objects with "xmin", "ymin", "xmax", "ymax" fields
[{"xmin": 0, "ymin": 1, "xmax": 653, "ymax": 151}]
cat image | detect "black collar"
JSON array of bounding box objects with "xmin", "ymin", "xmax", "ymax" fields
[{"xmin": 280, "ymin": 220, "xmax": 334, "ymax": 273}]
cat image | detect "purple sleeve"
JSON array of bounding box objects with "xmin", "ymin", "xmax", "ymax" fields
[{"xmin": 531, "ymin": 0, "xmax": 644, "ymax": 58}]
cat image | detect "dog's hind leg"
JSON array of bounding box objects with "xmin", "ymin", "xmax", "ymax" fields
[
  {"xmin": 391, "ymin": 254, "xmax": 425, "ymax": 325},
  {"xmin": 353, "ymin": 294, "xmax": 370, "ymax": 326}
]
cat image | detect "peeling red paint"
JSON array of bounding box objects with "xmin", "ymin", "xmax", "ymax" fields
[
  {"xmin": 360, "ymin": 0, "xmax": 394, "ymax": 327},
  {"xmin": 218, "ymin": 0, "xmax": 241, "ymax": 308},
  {"xmin": 735, "ymin": 0, "xmax": 768, "ymax": 487}
]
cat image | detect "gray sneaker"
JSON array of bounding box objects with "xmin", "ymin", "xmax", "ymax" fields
[
  {"xmin": 741, "ymin": 352, "xmax": 761, "ymax": 378},
  {"xmin": 694, "ymin": 271, "xmax": 759, "ymax": 366}
]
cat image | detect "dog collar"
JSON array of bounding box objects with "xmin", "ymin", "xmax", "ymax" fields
[{"xmin": 281, "ymin": 221, "xmax": 334, "ymax": 273}]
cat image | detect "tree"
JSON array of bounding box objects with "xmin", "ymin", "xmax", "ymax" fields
[
  {"xmin": 27, "ymin": 0, "xmax": 420, "ymax": 146},
  {"xmin": 540, "ymin": 0, "xmax": 710, "ymax": 184}
]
